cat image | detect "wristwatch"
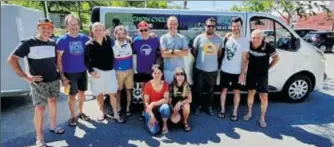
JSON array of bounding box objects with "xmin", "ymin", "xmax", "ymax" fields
[{"xmin": 171, "ymin": 49, "xmax": 175, "ymax": 54}]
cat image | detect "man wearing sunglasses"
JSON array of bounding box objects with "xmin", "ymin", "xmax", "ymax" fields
[
  {"xmin": 56, "ymin": 14, "xmax": 91, "ymax": 127},
  {"xmin": 132, "ymin": 21, "xmax": 161, "ymax": 118},
  {"xmin": 160, "ymin": 16, "xmax": 189, "ymax": 84},
  {"xmin": 8, "ymin": 18, "xmax": 64, "ymax": 147},
  {"xmin": 192, "ymin": 17, "xmax": 224, "ymax": 116}
]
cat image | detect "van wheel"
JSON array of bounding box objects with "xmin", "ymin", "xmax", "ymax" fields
[
  {"xmin": 282, "ymin": 75, "xmax": 312, "ymax": 103},
  {"xmin": 319, "ymin": 45, "xmax": 326, "ymax": 52}
]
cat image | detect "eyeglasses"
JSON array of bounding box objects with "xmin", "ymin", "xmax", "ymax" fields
[
  {"xmin": 206, "ymin": 25, "xmax": 216, "ymax": 28},
  {"xmin": 139, "ymin": 29, "xmax": 148, "ymax": 32},
  {"xmin": 176, "ymin": 72, "xmax": 185, "ymax": 76}
]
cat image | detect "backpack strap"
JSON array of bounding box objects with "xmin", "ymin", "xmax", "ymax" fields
[{"xmin": 218, "ymin": 36, "xmax": 229, "ymax": 69}]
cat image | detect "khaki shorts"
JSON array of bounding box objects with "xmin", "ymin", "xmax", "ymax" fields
[{"xmin": 116, "ymin": 69, "xmax": 134, "ymax": 90}]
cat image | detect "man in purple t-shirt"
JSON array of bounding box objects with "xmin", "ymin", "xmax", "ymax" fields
[
  {"xmin": 56, "ymin": 15, "xmax": 90, "ymax": 126},
  {"xmin": 132, "ymin": 21, "xmax": 160, "ymax": 118}
]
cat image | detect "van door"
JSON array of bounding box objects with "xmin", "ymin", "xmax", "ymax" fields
[{"xmin": 247, "ymin": 15, "xmax": 301, "ymax": 92}]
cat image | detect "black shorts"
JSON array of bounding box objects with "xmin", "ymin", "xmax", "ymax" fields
[
  {"xmin": 246, "ymin": 72, "xmax": 268, "ymax": 93},
  {"xmin": 64, "ymin": 72, "xmax": 88, "ymax": 96},
  {"xmin": 220, "ymin": 71, "xmax": 241, "ymax": 90},
  {"xmin": 134, "ymin": 73, "xmax": 152, "ymax": 83}
]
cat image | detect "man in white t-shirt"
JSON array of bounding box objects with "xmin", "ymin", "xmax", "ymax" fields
[{"xmin": 219, "ymin": 17, "xmax": 249, "ymax": 121}]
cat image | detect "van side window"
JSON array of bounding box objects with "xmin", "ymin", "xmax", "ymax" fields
[{"xmin": 250, "ymin": 17, "xmax": 296, "ymax": 51}]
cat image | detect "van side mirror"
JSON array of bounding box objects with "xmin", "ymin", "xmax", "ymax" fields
[{"xmin": 294, "ymin": 38, "xmax": 301, "ymax": 49}]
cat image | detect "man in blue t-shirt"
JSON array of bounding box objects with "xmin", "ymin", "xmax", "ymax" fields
[{"xmin": 56, "ymin": 15, "xmax": 90, "ymax": 127}]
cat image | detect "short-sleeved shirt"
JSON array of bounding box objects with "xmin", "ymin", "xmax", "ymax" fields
[
  {"xmin": 169, "ymin": 83, "xmax": 191, "ymax": 106},
  {"xmin": 13, "ymin": 37, "xmax": 59, "ymax": 82},
  {"xmin": 56, "ymin": 33, "xmax": 90, "ymax": 73},
  {"xmin": 132, "ymin": 36, "xmax": 160, "ymax": 74},
  {"xmin": 221, "ymin": 36, "xmax": 249, "ymax": 74},
  {"xmin": 193, "ymin": 33, "xmax": 223, "ymax": 72},
  {"xmin": 248, "ymin": 42, "xmax": 277, "ymax": 76},
  {"xmin": 160, "ymin": 33, "xmax": 188, "ymax": 71},
  {"xmin": 143, "ymin": 81, "xmax": 169, "ymax": 103},
  {"xmin": 113, "ymin": 40, "xmax": 133, "ymax": 71}
]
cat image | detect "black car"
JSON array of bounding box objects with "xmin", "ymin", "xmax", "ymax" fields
[
  {"xmin": 303, "ymin": 31, "xmax": 334, "ymax": 52},
  {"xmin": 294, "ymin": 29, "xmax": 317, "ymax": 38}
]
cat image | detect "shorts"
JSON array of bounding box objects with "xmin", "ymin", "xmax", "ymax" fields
[
  {"xmin": 116, "ymin": 69, "xmax": 134, "ymax": 90},
  {"xmin": 31, "ymin": 80, "xmax": 60, "ymax": 106},
  {"xmin": 246, "ymin": 72, "xmax": 268, "ymax": 93},
  {"xmin": 91, "ymin": 68, "xmax": 118, "ymax": 96},
  {"xmin": 64, "ymin": 71, "xmax": 87, "ymax": 96},
  {"xmin": 134, "ymin": 73, "xmax": 151, "ymax": 83},
  {"xmin": 220, "ymin": 71, "xmax": 241, "ymax": 90}
]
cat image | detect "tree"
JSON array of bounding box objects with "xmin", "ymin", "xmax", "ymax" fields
[{"xmin": 231, "ymin": 1, "xmax": 331, "ymax": 25}]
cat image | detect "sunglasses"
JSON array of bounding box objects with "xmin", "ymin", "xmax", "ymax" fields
[
  {"xmin": 206, "ymin": 25, "xmax": 216, "ymax": 28},
  {"xmin": 139, "ymin": 29, "xmax": 148, "ymax": 32},
  {"xmin": 176, "ymin": 72, "xmax": 185, "ymax": 76}
]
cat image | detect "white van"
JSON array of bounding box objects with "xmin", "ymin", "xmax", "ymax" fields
[
  {"xmin": 1, "ymin": 5, "xmax": 43, "ymax": 97},
  {"xmin": 91, "ymin": 7, "xmax": 326, "ymax": 103}
]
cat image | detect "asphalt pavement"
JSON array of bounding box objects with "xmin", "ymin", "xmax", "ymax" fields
[{"xmin": 1, "ymin": 54, "xmax": 334, "ymax": 147}]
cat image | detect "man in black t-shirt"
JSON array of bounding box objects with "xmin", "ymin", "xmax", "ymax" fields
[
  {"xmin": 243, "ymin": 29, "xmax": 280, "ymax": 128},
  {"xmin": 8, "ymin": 18, "xmax": 64, "ymax": 147}
]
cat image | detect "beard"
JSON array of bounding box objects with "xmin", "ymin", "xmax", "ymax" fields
[{"xmin": 206, "ymin": 31, "xmax": 214, "ymax": 35}]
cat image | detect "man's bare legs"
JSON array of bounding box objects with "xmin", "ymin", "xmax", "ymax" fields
[
  {"xmin": 34, "ymin": 105, "xmax": 45, "ymax": 142},
  {"xmin": 126, "ymin": 89, "xmax": 132, "ymax": 114},
  {"xmin": 219, "ymin": 88, "xmax": 228, "ymax": 115},
  {"xmin": 259, "ymin": 93, "xmax": 268, "ymax": 127},
  {"xmin": 232, "ymin": 90, "xmax": 241, "ymax": 119},
  {"xmin": 244, "ymin": 90, "xmax": 256, "ymax": 120}
]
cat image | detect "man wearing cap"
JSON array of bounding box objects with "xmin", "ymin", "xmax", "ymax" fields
[
  {"xmin": 56, "ymin": 14, "xmax": 91, "ymax": 127},
  {"xmin": 160, "ymin": 16, "xmax": 189, "ymax": 84},
  {"xmin": 132, "ymin": 21, "xmax": 161, "ymax": 118},
  {"xmin": 8, "ymin": 18, "xmax": 64, "ymax": 147}
]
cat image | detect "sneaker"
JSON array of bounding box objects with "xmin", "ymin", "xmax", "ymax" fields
[
  {"xmin": 207, "ymin": 107, "xmax": 214, "ymax": 116},
  {"xmin": 36, "ymin": 140, "xmax": 47, "ymax": 147}
]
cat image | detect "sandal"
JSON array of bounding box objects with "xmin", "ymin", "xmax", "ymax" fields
[
  {"xmin": 111, "ymin": 116, "xmax": 125, "ymax": 124},
  {"xmin": 68, "ymin": 117, "xmax": 77, "ymax": 127},
  {"xmin": 258, "ymin": 120, "xmax": 267, "ymax": 128},
  {"xmin": 230, "ymin": 115, "xmax": 239, "ymax": 122},
  {"xmin": 184, "ymin": 123, "xmax": 191, "ymax": 132},
  {"xmin": 49, "ymin": 127, "xmax": 65, "ymax": 135},
  {"xmin": 78, "ymin": 113, "xmax": 91, "ymax": 121},
  {"xmin": 36, "ymin": 140, "xmax": 48, "ymax": 147},
  {"xmin": 218, "ymin": 112, "xmax": 225, "ymax": 118},
  {"xmin": 243, "ymin": 114, "xmax": 252, "ymax": 121}
]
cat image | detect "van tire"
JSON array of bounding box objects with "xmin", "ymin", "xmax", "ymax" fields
[{"xmin": 282, "ymin": 75, "xmax": 312, "ymax": 103}]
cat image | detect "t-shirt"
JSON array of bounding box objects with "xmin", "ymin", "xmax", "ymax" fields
[
  {"xmin": 143, "ymin": 81, "xmax": 169, "ymax": 103},
  {"xmin": 132, "ymin": 36, "xmax": 160, "ymax": 74},
  {"xmin": 56, "ymin": 33, "xmax": 90, "ymax": 73},
  {"xmin": 13, "ymin": 37, "xmax": 59, "ymax": 82},
  {"xmin": 113, "ymin": 40, "xmax": 133, "ymax": 71},
  {"xmin": 221, "ymin": 36, "xmax": 249, "ymax": 74},
  {"xmin": 193, "ymin": 33, "xmax": 223, "ymax": 72},
  {"xmin": 248, "ymin": 41, "xmax": 277, "ymax": 76},
  {"xmin": 160, "ymin": 33, "xmax": 189, "ymax": 71},
  {"xmin": 169, "ymin": 84, "xmax": 191, "ymax": 106}
]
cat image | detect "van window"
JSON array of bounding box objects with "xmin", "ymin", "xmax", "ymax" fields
[
  {"xmin": 104, "ymin": 12, "xmax": 241, "ymax": 49},
  {"xmin": 250, "ymin": 17, "xmax": 296, "ymax": 51}
]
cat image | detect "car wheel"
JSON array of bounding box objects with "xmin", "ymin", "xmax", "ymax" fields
[
  {"xmin": 319, "ymin": 45, "xmax": 326, "ymax": 52},
  {"xmin": 282, "ymin": 75, "xmax": 312, "ymax": 103}
]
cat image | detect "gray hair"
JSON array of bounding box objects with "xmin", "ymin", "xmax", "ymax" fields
[
  {"xmin": 251, "ymin": 29, "xmax": 264, "ymax": 38},
  {"xmin": 167, "ymin": 16, "xmax": 178, "ymax": 24}
]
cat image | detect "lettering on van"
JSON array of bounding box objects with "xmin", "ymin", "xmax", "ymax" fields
[{"xmin": 132, "ymin": 16, "xmax": 166, "ymax": 23}]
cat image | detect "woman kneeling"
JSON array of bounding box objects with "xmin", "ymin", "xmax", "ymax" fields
[
  {"xmin": 143, "ymin": 64, "xmax": 171, "ymax": 135},
  {"xmin": 169, "ymin": 68, "xmax": 192, "ymax": 132}
]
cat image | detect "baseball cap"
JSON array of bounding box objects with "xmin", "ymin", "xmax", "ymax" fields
[
  {"xmin": 137, "ymin": 21, "xmax": 149, "ymax": 29},
  {"xmin": 38, "ymin": 18, "xmax": 54, "ymax": 27}
]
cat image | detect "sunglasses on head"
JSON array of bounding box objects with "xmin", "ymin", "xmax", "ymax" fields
[
  {"xmin": 176, "ymin": 72, "xmax": 185, "ymax": 76},
  {"xmin": 206, "ymin": 25, "xmax": 216, "ymax": 28},
  {"xmin": 139, "ymin": 29, "xmax": 148, "ymax": 32}
]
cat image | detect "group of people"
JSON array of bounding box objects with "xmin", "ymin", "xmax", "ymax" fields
[{"xmin": 7, "ymin": 14, "xmax": 279, "ymax": 146}]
